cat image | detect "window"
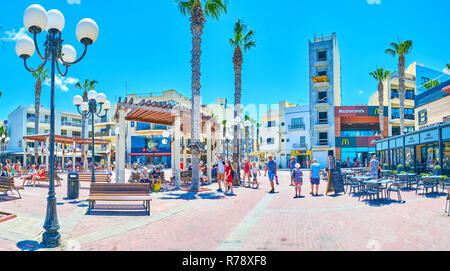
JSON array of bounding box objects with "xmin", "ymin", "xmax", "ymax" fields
[
  {"xmin": 391, "ymin": 108, "xmax": 415, "ymax": 120},
  {"xmin": 317, "ymin": 70, "xmax": 327, "ymax": 77},
  {"xmin": 27, "ymin": 127, "xmax": 35, "ymax": 135},
  {"xmin": 391, "ymin": 88, "xmax": 415, "ymax": 100},
  {"xmin": 281, "ymin": 139, "xmax": 285, "ymax": 142},
  {"xmin": 61, "ymin": 130, "xmax": 67, "ymax": 136},
  {"xmin": 281, "ymin": 122, "xmax": 285, "ymax": 126},
  {"xmin": 267, "ymin": 138, "xmax": 274, "ymax": 144},
  {"xmin": 73, "ymin": 131, "xmax": 81, "ymax": 138},
  {"xmin": 319, "ymin": 132, "xmax": 328, "ymax": 145},
  {"xmin": 290, "ymin": 118, "xmax": 305, "ymax": 129},
  {"xmin": 318, "ymin": 111, "xmax": 328, "ymax": 124},
  {"xmin": 267, "ymin": 120, "xmax": 276, "ymax": 127},
  {"xmin": 318, "ymin": 91, "xmax": 328, "ymax": 103},
  {"xmin": 317, "ymin": 50, "xmax": 327, "ymax": 61},
  {"xmin": 136, "ymin": 122, "xmax": 151, "ymax": 131}
]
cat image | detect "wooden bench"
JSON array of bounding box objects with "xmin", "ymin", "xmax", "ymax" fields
[
  {"xmin": 0, "ymin": 177, "xmax": 24, "ymax": 199},
  {"xmin": 37, "ymin": 171, "xmax": 62, "ymax": 186},
  {"xmin": 78, "ymin": 172, "xmax": 111, "ymax": 183},
  {"xmin": 88, "ymin": 183, "xmax": 151, "ymax": 215},
  {"xmin": 180, "ymin": 170, "xmax": 192, "ymax": 185}
]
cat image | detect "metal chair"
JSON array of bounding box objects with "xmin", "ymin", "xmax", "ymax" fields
[
  {"xmin": 417, "ymin": 178, "xmax": 439, "ymax": 196},
  {"xmin": 360, "ymin": 182, "xmax": 382, "ymax": 203},
  {"xmin": 348, "ymin": 178, "xmax": 360, "ymax": 196},
  {"xmin": 387, "ymin": 180, "xmax": 402, "ymax": 202}
]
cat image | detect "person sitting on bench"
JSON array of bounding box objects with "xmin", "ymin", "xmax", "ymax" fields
[
  {"xmin": 30, "ymin": 165, "xmax": 45, "ymax": 187},
  {"xmin": 140, "ymin": 167, "xmax": 151, "ymax": 183},
  {"xmin": 21, "ymin": 164, "xmax": 36, "ymax": 186},
  {"xmin": 150, "ymin": 167, "xmax": 162, "ymax": 189}
]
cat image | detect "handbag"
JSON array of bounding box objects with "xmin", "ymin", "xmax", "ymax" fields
[{"xmin": 153, "ymin": 182, "xmax": 161, "ymax": 192}]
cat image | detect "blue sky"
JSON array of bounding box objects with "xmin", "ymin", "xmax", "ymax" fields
[{"xmin": 0, "ymin": 0, "xmax": 449, "ymax": 121}]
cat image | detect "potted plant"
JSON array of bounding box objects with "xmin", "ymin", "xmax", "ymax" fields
[
  {"xmin": 383, "ymin": 163, "xmax": 389, "ymax": 170},
  {"xmin": 433, "ymin": 165, "xmax": 442, "ymax": 175},
  {"xmin": 397, "ymin": 164, "xmax": 404, "ymax": 172}
]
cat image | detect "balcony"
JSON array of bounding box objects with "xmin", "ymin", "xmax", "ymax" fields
[
  {"xmin": 390, "ymin": 72, "xmax": 416, "ymax": 82},
  {"xmin": 318, "ymin": 139, "xmax": 329, "ymax": 146},
  {"xmin": 314, "ymin": 61, "xmax": 329, "ymax": 69},
  {"xmin": 27, "ymin": 117, "xmax": 50, "ymax": 124},
  {"xmin": 312, "ymin": 75, "xmax": 330, "ymax": 89},
  {"xmin": 288, "ymin": 124, "xmax": 305, "ymax": 130},
  {"xmin": 293, "ymin": 143, "xmax": 307, "ymax": 149},
  {"xmin": 314, "ymin": 119, "xmax": 330, "ymax": 130},
  {"xmin": 314, "ymin": 97, "xmax": 330, "ymax": 109}
]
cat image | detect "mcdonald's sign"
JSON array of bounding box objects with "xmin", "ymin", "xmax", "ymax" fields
[{"xmin": 336, "ymin": 137, "xmax": 356, "ymax": 148}]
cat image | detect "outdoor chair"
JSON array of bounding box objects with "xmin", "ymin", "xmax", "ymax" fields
[
  {"xmin": 398, "ymin": 175, "xmax": 409, "ymax": 189},
  {"xmin": 417, "ymin": 178, "xmax": 439, "ymax": 196},
  {"xmin": 439, "ymin": 177, "xmax": 450, "ymax": 193},
  {"xmin": 360, "ymin": 182, "xmax": 382, "ymax": 203},
  {"xmin": 387, "ymin": 180, "xmax": 402, "ymax": 202},
  {"xmin": 347, "ymin": 178, "xmax": 360, "ymax": 196}
]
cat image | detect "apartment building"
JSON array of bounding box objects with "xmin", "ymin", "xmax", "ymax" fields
[
  {"xmin": 308, "ymin": 33, "xmax": 342, "ymax": 168},
  {"xmin": 285, "ymin": 104, "xmax": 311, "ymax": 168}
]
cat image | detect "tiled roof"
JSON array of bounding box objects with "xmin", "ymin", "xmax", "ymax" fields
[{"xmin": 415, "ymin": 79, "xmax": 450, "ymax": 108}]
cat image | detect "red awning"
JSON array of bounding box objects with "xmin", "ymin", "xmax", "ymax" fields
[
  {"xmin": 129, "ymin": 153, "xmax": 171, "ymax": 157},
  {"xmin": 443, "ymin": 85, "xmax": 450, "ymax": 94}
]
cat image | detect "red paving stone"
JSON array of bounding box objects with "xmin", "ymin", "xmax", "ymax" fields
[{"xmin": 0, "ymin": 170, "xmax": 448, "ymax": 251}]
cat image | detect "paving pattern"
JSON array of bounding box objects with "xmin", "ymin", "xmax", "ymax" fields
[{"xmin": 0, "ymin": 170, "xmax": 448, "ymax": 251}]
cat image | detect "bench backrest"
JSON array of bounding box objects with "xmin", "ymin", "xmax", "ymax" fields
[
  {"xmin": 79, "ymin": 173, "xmax": 109, "ymax": 182},
  {"xmin": 181, "ymin": 171, "xmax": 192, "ymax": 178},
  {"xmin": 0, "ymin": 177, "xmax": 13, "ymax": 191},
  {"xmin": 89, "ymin": 183, "xmax": 150, "ymax": 195},
  {"xmin": 131, "ymin": 172, "xmax": 141, "ymax": 181}
]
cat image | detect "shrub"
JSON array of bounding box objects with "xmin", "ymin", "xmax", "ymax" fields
[
  {"xmin": 433, "ymin": 165, "xmax": 442, "ymax": 175},
  {"xmin": 392, "ymin": 170, "xmax": 398, "ymax": 175},
  {"xmin": 400, "ymin": 171, "xmax": 407, "ymax": 174},
  {"xmin": 397, "ymin": 164, "xmax": 404, "ymax": 172},
  {"xmin": 383, "ymin": 163, "xmax": 389, "ymax": 170},
  {"xmin": 420, "ymin": 173, "xmax": 430, "ymax": 177}
]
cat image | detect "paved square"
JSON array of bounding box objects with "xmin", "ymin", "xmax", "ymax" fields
[{"xmin": 0, "ymin": 170, "xmax": 448, "ymax": 251}]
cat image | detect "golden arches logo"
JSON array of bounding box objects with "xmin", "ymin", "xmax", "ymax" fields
[
  {"xmin": 341, "ymin": 138, "xmax": 350, "ymax": 146},
  {"xmin": 374, "ymin": 108, "xmax": 380, "ymax": 115}
]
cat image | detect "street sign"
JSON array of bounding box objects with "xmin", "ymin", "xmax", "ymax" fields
[{"xmin": 326, "ymin": 168, "xmax": 345, "ymax": 196}]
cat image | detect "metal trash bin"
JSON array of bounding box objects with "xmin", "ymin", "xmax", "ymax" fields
[{"xmin": 67, "ymin": 172, "xmax": 79, "ymax": 199}]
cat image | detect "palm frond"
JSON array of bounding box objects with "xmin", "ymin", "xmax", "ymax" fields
[
  {"xmin": 385, "ymin": 48, "xmax": 396, "ymax": 57},
  {"xmin": 204, "ymin": 0, "xmax": 228, "ymax": 20},
  {"xmin": 175, "ymin": 0, "xmax": 196, "ymax": 16}
]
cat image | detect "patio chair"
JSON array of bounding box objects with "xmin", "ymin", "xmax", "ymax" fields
[
  {"xmin": 347, "ymin": 178, "xmax": 360, "ymax": 196},
  {"xmin": 417, "ymin": 178, "xmax": 439, "ymax": 196},
  {"xmin": 360, "ymin": 182, "xmax": 381, "ymax": 203},
  {"xmin": 387, "ymin": 180, "xmax": 402, "ymax": 202},
  {"xmin": 439, "ymin": 177, "xmax": 450, "ymax": 193},
  {"xmin": 398, "ymin": 175, "xmax": 409, "ymax": 188}
]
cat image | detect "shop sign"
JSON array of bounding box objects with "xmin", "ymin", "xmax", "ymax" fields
[
  {"xmin": 395, "ymin": 138, "xmax": 404, "ymax": 148},
  {"xmin": 405, "ymin": 133, "xmax": 419, "ymax": 146},
  {"xmin": 420, "ymin": 129, "xmax": 439, "ymax": 144},
  {"xmin": 291, "ymin": 150, "xmax": 311, "ymax": 156},
  {"xmin": 336, "ymin": 137, "xmax": 356, "ymax": 148},
  {"xmin": 442, "ymin": 126, "xmax": 450, "ymax": 140},
  {"xmin": 418, "ymin": 110, "xmax": 427, "ymax": 126},
  {"xmin": 389, "ymin": 139, "xmax": 396, "ymax": 148}
]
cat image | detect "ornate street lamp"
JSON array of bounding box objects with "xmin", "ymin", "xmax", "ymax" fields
[
  {"xmin": 73, "ymin": 91, "xmax": 111, "ymax": 183},
  {"xmin": 0, "ymin": 135, "xmax": 10, "ymax": 162},
  {"xmin": 15, "ymin": 4, "xmax": 98, "ymax": 247}
]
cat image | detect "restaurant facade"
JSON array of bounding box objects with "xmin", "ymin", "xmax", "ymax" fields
[{"xmin": 375, "ymin": 122, "xmax": 450, "ymax": 175}]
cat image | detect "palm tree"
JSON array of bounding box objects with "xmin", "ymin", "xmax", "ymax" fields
[
  {"xmin": 32, "ymin": 68, "xmax": 49, "ymax": 163},
  {"xmin": 176, "ymin": 0, "xmax": 228, "ymax": 191},
  {"xmin": 423, "ymin": 79, "xmax": 440, "ymax": 90},
  {"xmin": 75, "ymin": 79, "xmax": 98, "ymax": 169},
  {"xmin": 385, "ymin": 38, "xmax": 413, "ymax": 135},
  {"xmin": 222, "ymin": 119, "xmax": 227, "ymax": 159},
  {"xmin": 370, "ymin": 68, "xmax": 390, "ymax": 139},
  {"xmin": 229, "ymin": 19, "xmax": 256, "ymax": 185}
]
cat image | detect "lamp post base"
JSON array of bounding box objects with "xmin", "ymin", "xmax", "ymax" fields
[{"xmin": 42, "ymin": 231, "xmax": 61, "ymax": 248}]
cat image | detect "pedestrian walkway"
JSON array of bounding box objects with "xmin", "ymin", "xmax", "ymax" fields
[{"xmin": 0, "ymin": 170, "xmax": 448, "ymax": 251}]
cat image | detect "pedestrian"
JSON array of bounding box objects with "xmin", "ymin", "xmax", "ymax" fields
[
  {"xmin": 217, "ymin": 156, "xmax": 225, "ymax": 192},
  {"xmin": 251, "ymin": 161, "xmax": 261, "ymax": 189},
  {"xmin": 310, "ymin": 159, "xmax": 321, "ymax": 196},
  {"xmin": 289, "ymin": 157, "xmax": 296, "ymax": 186},
  {"xmin": 243, "ymin": 158, "xmax": 251, "ymax": 187},
  {"xmin": 369, "ymin": 155, "xmax": 381, "ymax": 179},
  {"xmin": 264, "ymin": 155, "xmax": 277, "ymax": 193},
  {"xmin": 224, "ymin": 160, "xmax": 234, "ymax": 195},
  {"xmin": 292, "ymin": 163, "xmax": 303, "ymax": 198}
]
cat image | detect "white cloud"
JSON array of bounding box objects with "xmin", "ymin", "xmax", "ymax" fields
[
  {"xmin": 0, "ymin": 27, "xmax": 27, "ymax": 42},
  {"xmin": 367, "ymin": 0, "xmax": 381, "ymax": 4},
  {"xmin": 67, "ymin": 0, "xmax": 81, "ymax": 4},
  {"xmin": 44, "ymin": 76, "xmax": 79, "ymax": 92}
]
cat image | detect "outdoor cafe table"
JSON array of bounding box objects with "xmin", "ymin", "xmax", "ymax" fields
[
  {"xmin": 397, "ymin": 173, "xmax": 417, "ymax": 188},
  {"xmin": 363, "ymin": 179, "xmax": 392, "ymax": 200},
  {"xmin": 422, "ymin": 175, "xmax": 446, "ymax": 191}
]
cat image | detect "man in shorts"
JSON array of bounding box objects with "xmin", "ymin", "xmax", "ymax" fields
[
  {"xmin": 264, "ymin": 155, "xmax": 277, "ymax": 193},
  {"xmin": 217, "ymin": 156, "xmax": 225, "ymax": 192},
  {"xmin": 288, "ymin": 156, "xmax": 296, "ymax": 186},
  {"xmin": 310, "ymin": 159, "xmax": 321, "ymax": 196}
]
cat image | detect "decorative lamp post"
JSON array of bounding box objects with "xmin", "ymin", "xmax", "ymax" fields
[
  {"xmin": 15, "ymin": 4, "xmax": 98, "ymax": 248},
  {"xmin": 244, "ymin": 120, "xmax": 251, "ymax": 160},
  {"xmin": 73, "ymin": 91, "xmax": 110, "ymax": 183},
  {"xmin": 1, "ymin": 136, "xmax": 10, "ymax": 161}
]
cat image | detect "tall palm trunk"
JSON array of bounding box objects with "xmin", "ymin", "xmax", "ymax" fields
[
  {"xmin": 398, "ymin": 55, "xmax": 406, "ymax": 135},
  {"xmin": 377, "ymin": 81, "xmax": 385, "ymax": 139},
  {"xmin": 189, "ymin": 3, "xmax": 205, "ymax": 192},
  {"xmin": 232, "ymin": 47, "xmax": 243, "ymax": 185},
  {"xmin": 222, "ymin": 125, "xmax": 226, "ymax": 158},
  {"xmin": 34, "ymin": 79, "xmax": 42, "ymax": 163}
]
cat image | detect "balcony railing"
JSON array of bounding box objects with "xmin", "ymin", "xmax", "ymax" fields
[
  {"xmin": 390, "ymin": 72, "xmax": 416, "ymax": 82},
  {"xmin": 391, "ymin": 114, "xmax": 415, "ymax": 120},
  {"xmin": 293, "ymin": 143, "xmax": 307, "ymax": 149},
  {"xmin": 312, "ymin": 75, "xmax": 329, "ymax": 83},
  {"xmin": 318, "ymin": 118, "xmax": 328, "ymax": 125},
  {"xmin": 27, "ymin": 117, "xmax": 50, "ymax": 124},
  {"xmin": 318, "ymin": 139, "xmax": 328, "ymax": 146},
  {"xmin": 288, "ymin": 124, "xmax": 305, "ymax": 130},
  {"xmin": 318, "ymin": 97, "xmax": 328, "ymax": 104}
]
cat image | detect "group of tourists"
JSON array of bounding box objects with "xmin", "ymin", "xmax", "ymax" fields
[
  {"xmin": 130, "ymin": 163, "xmax": 163, "ymax": 191},
  {"xmin": 212, "ymin": 154, "xmax": 324, "ymax": 198}
]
